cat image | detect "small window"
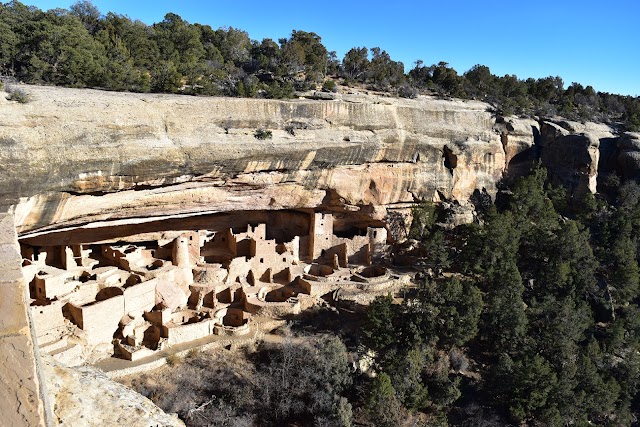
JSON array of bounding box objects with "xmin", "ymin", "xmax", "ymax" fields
[
  {"xmin": 260, "ymin": 258, "xmax": 264, "ymax": 263},
  {"xmin": 283, "ymin": 258, "xmax": 286, "ymax": 262},
  {"xmin": 373, "ymin": 231, "xmax": 377, "ymax": 238},
  {"xmin": 189, "ymin": 236, "xmax": 193, "ymax": 241}
]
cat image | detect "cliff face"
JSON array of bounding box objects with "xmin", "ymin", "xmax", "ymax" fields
[
  {"xmin": 1, "ymin": 85, "xmax": 510, "ymax": 237},
  {"xmin": 1, "ymin": 85, "xmax": 636, "ymax": 238}
]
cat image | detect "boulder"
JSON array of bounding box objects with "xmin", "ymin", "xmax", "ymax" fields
[
  {"xmin": 155, "ymin": 280, "xmax": 188, "ymax": 312},
  {"xmin": 42, "ymin": 355, "xmax": 185, "ymax": 426},
  {"xmin": 616, "ymin": 132, "xmax": 640, "ymax": 180},
  {"xmin": 539, "ymin": 120, "xmax": 616, "ymax": 195}
]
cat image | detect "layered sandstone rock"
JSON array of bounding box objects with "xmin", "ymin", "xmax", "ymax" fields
[
  {"xmin": 0, "ymin": 213, "xmax": 50, "ymax": 427},
  {"xmin": 1, "ymin": 85, "xmax": 635, "ymax": 240},
  {"xmin": 616, "ymin": 132, "xmax": 640, "ymax": 180},
  {"xmin": 494, "ymin": 116, "xmax": 539, "ymax": 179},
  {"xmin": 539, "ymin": 120, "xmax": 617, "ymax": 195},
  {"xmin": 1, "ymin": 85, "xmax": 510, "ymax": 237}
]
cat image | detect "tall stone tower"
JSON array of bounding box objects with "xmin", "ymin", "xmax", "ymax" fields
[{"xmin": 309, "ymin": 213, "xmax": 334, "ymax": 260}]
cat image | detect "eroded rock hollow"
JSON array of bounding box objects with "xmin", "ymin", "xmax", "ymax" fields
[
  {"xmin": 4, "ymin": 85, "xmax": 640, "ymax": 239},
  {"xmin": 2, "ymin": 86, "xmax": 514, "ymax": 238}
]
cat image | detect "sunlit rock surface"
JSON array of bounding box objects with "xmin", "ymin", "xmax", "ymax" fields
[
  {"xmin": 2, "ymin": 85, "xmax": 508, "ymax": 236},
  {"xmin": 43, "ymin": 355, "xmax": 184, "ymax": 426},
  {"xmin": 1, "ymin": 85, "xmax": 631, "ymax": 239}
]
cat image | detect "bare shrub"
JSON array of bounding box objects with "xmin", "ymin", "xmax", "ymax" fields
[
  {"xmin": 121, "ymin": 337, "xmax": 353, "ymax": 427},
  {"xmin": 449, "ymin": 347, "xmax": 469, "ymax": 373},
  {"xmin": 165, "ymin": 353, "xmax": 181, "ymax": 366},
  {"xmin": 252, "ymin": 336, "xmax": 353, "ymax": 426},
  {"xmin": 398, "ymin": 84, "xmax": 418, "ymax": 99}
]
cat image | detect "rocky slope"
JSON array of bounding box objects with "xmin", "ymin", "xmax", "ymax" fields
[
  {"xmin": 1, "ymin": 85, "xmax": 639, "ymax": 240},
  {"xmin": 42, "ymin": 355, "xmax": 184, "ymax": 426}
]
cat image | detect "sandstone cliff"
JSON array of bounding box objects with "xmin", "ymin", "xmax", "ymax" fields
[
  {"xmin": 1, "ymin": 85, "xmax": 511, "ymax": 238},
  {"xmin": 1, "ymin": 85, "xmax": 637, "ymax": 240}
]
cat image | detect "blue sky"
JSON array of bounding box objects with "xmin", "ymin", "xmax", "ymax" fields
[{"xmin": 25, "ymin": 0, "xmax": 640, "ymax": 96}]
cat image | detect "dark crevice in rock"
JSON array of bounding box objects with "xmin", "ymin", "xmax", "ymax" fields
[
  {"xmin": 65, "ymin": 182, "xmax": 178, "ymax": 197},
  {"xmin": 443, "ymin": 146, "xmax": 457, "ymax": 175},
  {"xmin": 494, "ymin": 116, "xmax": 514, "ymax": 132},
  {"xmin": 500, "ymin": 132, "xmax": 508, "ymax": 148},
  {"xmin": 532, "ymin": 125, "xmax": 543, "ymax": 147},
  {"xmin": 65, "ymin": 190, "xmax": 111, "ymax": 197}
]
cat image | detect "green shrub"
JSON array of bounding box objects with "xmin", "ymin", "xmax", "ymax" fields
[
  {"xmin": 6, "ymin": 85, "xmax": 30, "ymax": 103},
  {"xmin": 254, "ymin": 128, "xmax": 273, "ymax": 140},
  {"xmin": 322, "ymin": 79, "xmax": 337, "ymax": 93},
  {"xmin": 284, "ymin": 125, "xmax": 295, "ymax": 136}
]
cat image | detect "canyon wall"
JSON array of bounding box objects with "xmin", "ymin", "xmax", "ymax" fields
[
  {"xmin": 1, "ymin": 85, "xmax": 509, "ymax": 239},
  {"xmin": 1, "ymin": 85, "xmax": 639, "ymax": 240}
]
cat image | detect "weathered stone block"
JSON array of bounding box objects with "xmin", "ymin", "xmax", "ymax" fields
[
  {"xmin": 0, "ymin": 214, "xmax": 18, "ymax": 242},
  {"xmin": 0, "ymin": 278, "xmax": 30, "ymax": 334},
  {"xmin": 0, "ymin": 334, "xmax": 46, "ymax": 427},
  {"xmin": 0, "ymin": 264, "xmax": 26, "ymax": 284},
  {"xmin": 0, "ymin": 243, "xmax": 21, "ymax": 268}
]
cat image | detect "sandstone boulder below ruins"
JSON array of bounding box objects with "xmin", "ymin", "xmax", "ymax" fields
[
  {"xmin": 156, "ymin": 279, "xmax": 189, "ymax": 311},
  {"xmin": 43, "ymin": 355, "xmax": 185, "ymax": 426}
]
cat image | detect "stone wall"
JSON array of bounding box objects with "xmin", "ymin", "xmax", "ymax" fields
[
  {"xmin": 0, "ymin": 214, "xmax": 52, "ymax": 426},
  {"xmin": 68, "ymin": 294, "xmax": 125, "ymax": 346},
  {"xmin": 31, "ymin": 300, "xmax": 65, "ymax": 342},
  {"xmin": 164, "ymin": 319, "xmax": 215, "ymax": 346}
]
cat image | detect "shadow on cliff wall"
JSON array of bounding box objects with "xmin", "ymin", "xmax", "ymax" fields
[{"xmin": 597, "ymin": 137, "xmax": 621, "ymax": 194}]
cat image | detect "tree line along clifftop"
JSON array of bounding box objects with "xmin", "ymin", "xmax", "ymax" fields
[{"xmin": 0, "ymin": 0, "xmax": 639, "ymax": 131}]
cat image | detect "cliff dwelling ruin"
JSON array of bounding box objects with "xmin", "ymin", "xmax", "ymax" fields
[
  {"xmin": 19, "ymin": 209, "xmax": 403, "ymax": 364},
  {"xmin": 6, "ymin": 82, "xmax": 627, "ymax": 425}
]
